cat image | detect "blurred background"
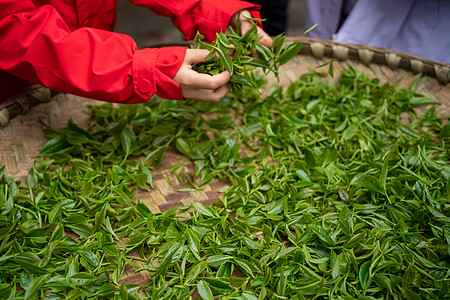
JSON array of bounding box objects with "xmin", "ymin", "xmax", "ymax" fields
[{"xmin": 114, "ymin": 0, "xmax": 305, "ymax": 47}]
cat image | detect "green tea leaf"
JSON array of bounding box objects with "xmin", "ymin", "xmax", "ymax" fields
[
  {"xmin": 360, "ymin": 175, "xmax": 386, "ymax": 195},
  {"xmin": 310, "ymin": 225, "xmax": 336, "ymax": 246},
  {"xmin": 343, "ymin": 124, "xmax": 358, "ymax": 140},
  {"xmin": 211, "ymin": 45, "xmax": 234, "ymax": 74},
  {"xmin": 359, "ymin": 261, "xmax": 372, "ymax": 293},
  {"xmin": 206, "ymin": 255, "xmax": 232, "ymax": 267},
  {"xmin": 192, "ymin": 202, "xmax": 216, "ymax": 218},
  {"xmin": 277, "ymin": 42, "xmax": 303, "ymax": 66},
  {"xmin": 24, "ymin": 274, "xmax": 49, "ymax": 300},
  {"xmin": 197, "ymin": 280, "xmax": 214, "ymax": 300},
  {"xmin": 39, "ymin": 135, "xmax": 67, "ymax": 155},
  {"xmin": 409, "ymin": 97, "xmax": 440, "ymax": 107},
  {"xmin": 175, "ymin": 138, "xmax": 191, "ymax": 157},
  {"xmin": 185, "ymin": 261, "xmax": 208, "ymax": 284},
  {"xmin": 186, "ymin": 228, "xmax": 201, "ymax": 260},
  {"xmin": 121, "ymin": 126, "xmax": 136, "ymax": 156},
  {"xmin": 304, "ymin": 23, "xmax": 317, "ymax": 35}
]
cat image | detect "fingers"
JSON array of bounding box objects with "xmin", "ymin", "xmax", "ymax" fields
[
  {"xmin": 176, "ymin": 68, "xmax": 231, "ymax": 90},
  {"xmin": 180, "ymin": 83, "xmax": 231, "ymax": 102},
  {"xmin": 239, "ymin": 12, "xmax": 255, "ymax": 36},
  {"xmin": 256, "ymin": 27, "xmax": 273, "ymax": 48},
  {"xmin": 183, "ymin": 49, "xmax": 211, "ymax": 65},
  {"xmin": 176, "ymin": 49, "xmax": 231, "ymax": 89},
  {"xmin": 237, "ymin": 10, "xmax": 273, "ymax": 48},
  {"xmin": 173, "ymin": 49, "xmax": 232, "ymax": 102},
  {"xmin": 195, "ymin": 71, "xmax": 230, "ymax": 89}
]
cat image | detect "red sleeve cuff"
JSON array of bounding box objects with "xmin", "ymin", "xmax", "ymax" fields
[{"xmin": 132, "ymin": 47, "xmax": 187, "ymax": 101}]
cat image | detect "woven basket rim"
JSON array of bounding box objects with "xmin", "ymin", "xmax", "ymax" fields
[
  {"xmin": 288, "ymin": 36, "xmax": 450, "ymax": 67},
  {"xmin": 1, "ymin": 37, "xmax": 448, "ymax": 127}
]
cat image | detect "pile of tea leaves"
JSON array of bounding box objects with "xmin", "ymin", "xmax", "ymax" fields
[{"xmin": 0, "ymin": 69, "xmax": 449, "ymax": 300}]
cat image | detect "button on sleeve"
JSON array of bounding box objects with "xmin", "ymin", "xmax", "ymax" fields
[
  {"xmin": 137, "ymin": 79, "xmax": 152, "ymax": 93},
  {"xmin": 132, "ymin": 47, "xmax": 187, "ymax": 101},
  {"xmin": 132, "ymin": 48, "xmax": 157, "ymax": 99}
]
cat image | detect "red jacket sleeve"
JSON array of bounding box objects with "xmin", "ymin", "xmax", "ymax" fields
[
  {"xmin": 129, "ymin": 0, "xmax": 261, "ymax": 42},
  {"xmin": 0, "ymin": 0, "xmax": 185, "ymax": 103}
]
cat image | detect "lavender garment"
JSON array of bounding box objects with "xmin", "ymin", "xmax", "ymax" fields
[
  {"xmin": 305, "ymin": 0, "xmax": 342, "ymax": 39},
  {"xmin": 305, "ymin": 0, "xmax": 358, "ymax": 40},
  {"xmin": 306, "ymin": 0, "xmax": 450, "ymax": 63}
]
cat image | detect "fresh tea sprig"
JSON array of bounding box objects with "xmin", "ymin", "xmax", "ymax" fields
[{"xmin": 192, "ymin": 18, "xmax": 303, "ymax": 89}]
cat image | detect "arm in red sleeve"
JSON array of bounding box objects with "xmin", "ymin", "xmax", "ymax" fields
[
  {"xmin": 0, "ymin": 1, "xmax": 185, "ymax": 103},
  {"xmin": 129, "ymin": 0, "xmax": 261, "ymax": 42}
]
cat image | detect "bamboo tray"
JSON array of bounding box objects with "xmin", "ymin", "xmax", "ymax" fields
[
  {"xmin": 1, "ymin": 37, "xmax": 449, "ymax": 287},
  {"xmin": 1, "ymin": 35, "xmax": 449, "ymax": 221}
]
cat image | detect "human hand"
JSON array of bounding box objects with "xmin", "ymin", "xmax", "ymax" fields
[
  {"xmin": 173, "ymin": 49, "xmax": 231, "ymax": 102},
  {"xmin": 227, "ymin": 10, "xmax": 273, "ymax": 48}
]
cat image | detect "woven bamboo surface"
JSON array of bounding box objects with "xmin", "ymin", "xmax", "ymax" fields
[
  {"xmin": 1, "ymin": 46, "xmax": 449, "ymax": 218},
  {"xmin": 1, "ymin": 40, "xmax": 449, "ymax": 288}
]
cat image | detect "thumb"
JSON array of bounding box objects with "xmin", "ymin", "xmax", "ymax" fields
[{"xmin": 183, "ymin": 49, "xmax": 211, "ymax": 65}]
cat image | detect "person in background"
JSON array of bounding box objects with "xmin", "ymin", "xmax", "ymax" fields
[
  {"xmin": 305, "ymin": 0, "xmax": 450, "ymax": 64},
  {"xmin": 248, "ymin": 0, "xmax": 289, "ymax": 36},
  {"xmin": 0, "ymin": 0, "xmax": 272, "ymax": 104},
  {"xmin": 305, "ymin": 0, "xmax": 357, "ymax": 40}
]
